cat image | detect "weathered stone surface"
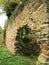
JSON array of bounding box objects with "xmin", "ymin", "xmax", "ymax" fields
[
  {"xmin": 5, "ymin": 0, "xmax": 49, "ymax": 64},
  {"xmin": 6, "ymin": 0, "xmax": 46, "ymax": 54}
]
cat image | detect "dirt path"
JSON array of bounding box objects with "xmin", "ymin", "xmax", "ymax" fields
[
  {"xmin": 26, "ymin": 57, "xmax": 34, "ymax": 65},
  {"xmin": 29, "ymin": 58, "xmax": 34, "ymax": 65}
]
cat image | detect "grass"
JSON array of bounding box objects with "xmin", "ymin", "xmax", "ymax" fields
[{"xmin": 0, "ymin": 43, "xmax": 38, "ymax": 65}]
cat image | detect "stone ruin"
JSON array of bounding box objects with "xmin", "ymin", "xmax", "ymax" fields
[{"xmin": 4, "ymin": 0, "xmax": 49, "ymax": 65}]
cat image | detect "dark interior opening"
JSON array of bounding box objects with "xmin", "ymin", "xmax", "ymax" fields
[
  {"xmin": 15, "ymin": 24, "xmax": 41, "ymax": 56},
  {"xmin": 16, "ymin": 24, "xmax": 32, "ymax": 44}
]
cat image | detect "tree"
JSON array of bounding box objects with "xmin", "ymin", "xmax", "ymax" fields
[
  {"xmin": 4, "ymin": 2, "xmax": 18, "ymax": 17},
  {"xmin": 0, "ymin": 0, "xmax": 20, "ymax": 6},
  {"xmin": 0, "ymin": 0, "xmax": 21, "ymax": 17}
]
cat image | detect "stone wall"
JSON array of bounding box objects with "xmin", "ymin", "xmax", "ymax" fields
[
  {"xmin": 36, "ymin": 0, "xmax": 49, "ymax": 65},
  {"xmin": 6, "ymin": 0, "xmax": 48, "ymax": 56}
]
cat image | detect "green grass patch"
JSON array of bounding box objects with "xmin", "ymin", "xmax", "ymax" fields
[
  {"xmin": 0, "ymin": 43, "xmax": 38, "ymax": 65},
  {"xmin": 0, "ymin": 44, "xmax": 30, "ymax": 65}
]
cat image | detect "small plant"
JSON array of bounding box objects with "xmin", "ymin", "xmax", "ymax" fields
[
  {"xmin": 15, "ymin": 24, "xmax": 41, "ymax": 56},
  {"xmin": 4, "ymin": 2, "xmax": 18, "ymax": 18},
  {"xmin": 16, "ymin": 24, "xmax": 32, "ymax": 43}
]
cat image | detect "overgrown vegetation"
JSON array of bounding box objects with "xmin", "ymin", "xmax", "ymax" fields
[
  {"xmin": 15, "ymin": 24, "xmax": 41, "ymax": 56},
  {"xmin": 4, "ymin": 2, "xmax": 18, "ymax": 18},
  {"xmin": 0, "ymin": 43, "xmax": 38, "ymax": 65},
  {"xmin": 0, "ymin": 43, "xmax": 30, "ymax": 65},
  {"xmin": 0, "ymin": 0, "xmax": 26, "ymax": 29},
  {"xmin": 16, "ymin": 24, "xmax": 33, "ymax": 43},
  {"xmin": 0, "ymin": 0, "xmax": 23, "ymax": 17}
]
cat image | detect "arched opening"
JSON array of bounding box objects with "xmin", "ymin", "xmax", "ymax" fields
[
  {"xmin": 15, "ymin": 24, "xmax": 40, "ymax": 56},
  {"xmin": 16, "ymin": 24, "xmax": 32, "ymax": 43}
]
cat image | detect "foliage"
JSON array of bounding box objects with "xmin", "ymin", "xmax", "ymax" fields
[
  {"xmin": 0, "ymin": 0, "xmax": 21, "ymax": 17},
  {"xmin": 0, "ymin": 44, "xmax": 30, "ymax": 65},
  {"xmin": 0, "ymin": 0, "xmax": 25, "ymax": 29},
  {"xmin": 0, "ymin": 0, "xmax": 20, "ymax": 6},
  {"xmin": 0, "ymin": 0, "xmax": 26, "ymax": 29},
  {"xmin": 15, "ymin": 24, "xmax": 41, "ymax": 56},
  {"xmin": 4, "ymin": 2, "xmax": 18, "ymax": 18},
  {"xmin": 0, "ymin": 43, "xmax": 38, "ymax": 65},
  {"xmin": 16, "ymin": 24, "xmax": 32, "ymax": 43}
]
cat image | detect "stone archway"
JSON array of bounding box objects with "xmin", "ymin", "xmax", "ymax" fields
[{"xmin": 5, "ymin": 0, "xmax": 49, "ymax": 64}]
